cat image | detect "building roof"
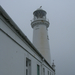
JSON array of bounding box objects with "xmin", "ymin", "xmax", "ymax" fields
[{"xmin": 0, "ymin": 5, "xmax": 55, "ymax": 71}]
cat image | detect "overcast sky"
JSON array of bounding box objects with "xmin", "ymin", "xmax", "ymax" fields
[{"xmin": 1, "ymin": 0, "xmax": 75, "ymax": 75}]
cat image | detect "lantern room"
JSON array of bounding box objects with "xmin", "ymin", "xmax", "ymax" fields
[{"xmin": 33, "ymin": 8, "xmax": 47, "ymax": 20}]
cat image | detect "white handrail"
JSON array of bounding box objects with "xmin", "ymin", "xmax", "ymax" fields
[{"xmin": 31, "ymin": 18, "xmax": 49, "ymax": 22}]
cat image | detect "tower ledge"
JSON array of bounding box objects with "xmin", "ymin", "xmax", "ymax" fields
[{"xmin": 31, "ymin": 19, "xmax": 49, "ymax": 28}]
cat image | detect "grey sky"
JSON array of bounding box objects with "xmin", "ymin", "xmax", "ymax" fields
[{"xmin": 1, "ymin": 0, "xmax": 75, "ymax": 75}]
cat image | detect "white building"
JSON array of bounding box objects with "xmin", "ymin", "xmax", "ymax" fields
[{"xmin": 0, "ymin": 6, "xmax": 55, "ymax": 75}]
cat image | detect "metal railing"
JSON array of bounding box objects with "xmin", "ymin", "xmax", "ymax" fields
[{"xmin": 31, "ymin": 18, "xmax": 49, "ymax": 22}]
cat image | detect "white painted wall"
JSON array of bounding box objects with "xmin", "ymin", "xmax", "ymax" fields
[
  {"xmin": 0, "ymin": 30, "xmax": 25, "ymax": 75},
  {"xmin": 33, "ymin": 23, "xmax": 51, "ymax": 65},
  {"xmin": 0, "ymin": 25, "xmax": 42, "ymax": 75}
]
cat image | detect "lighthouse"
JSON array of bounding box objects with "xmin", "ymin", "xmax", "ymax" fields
[{"xmin": 31, "ymin": 7, "xmax": 51, "ymax": 65}]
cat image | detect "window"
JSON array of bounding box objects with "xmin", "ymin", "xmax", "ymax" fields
[
  {"xmin": 26, "ymin": 58, "xmax": 31, "ymax": 75},
  {"xmin": 47, "ymin": 35, "xmax": 49, "ymax": 40},
  {"xmin": 37, "ymin": 65, "xmax": 40, "ymax": 75},
  {"xmin": 48, "ymin": 71, "xmax": 49, "ymax": 75},
  {"xmin": 26, "ymin": 69, "xmax": 28, "ymax": 75},
  {"xmin": 43, "ymin": 68, "xmax": 45, "ymax": 75},
  {"xmin": 50, "ymin": 72, "xmax": 51, "ymax": 75}
]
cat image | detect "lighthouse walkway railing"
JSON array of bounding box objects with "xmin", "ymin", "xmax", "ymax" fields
[{"xmin": 31, "ymin": 18, "xmax": 49, "ymax": 22}]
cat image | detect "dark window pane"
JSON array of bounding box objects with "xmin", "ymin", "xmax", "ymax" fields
[{"xmin": 26, "ymin": 69, "xmax": 28, "ymax": 75}]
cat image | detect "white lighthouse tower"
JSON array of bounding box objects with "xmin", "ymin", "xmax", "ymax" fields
[{"xmin": 31, "ymin": 7, "xmax": 51, "ymax": 64}]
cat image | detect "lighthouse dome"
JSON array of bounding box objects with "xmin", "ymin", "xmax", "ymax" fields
[{"xmin": 33, "ymin": 7, "xmax": 46, "ymax": 18}]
